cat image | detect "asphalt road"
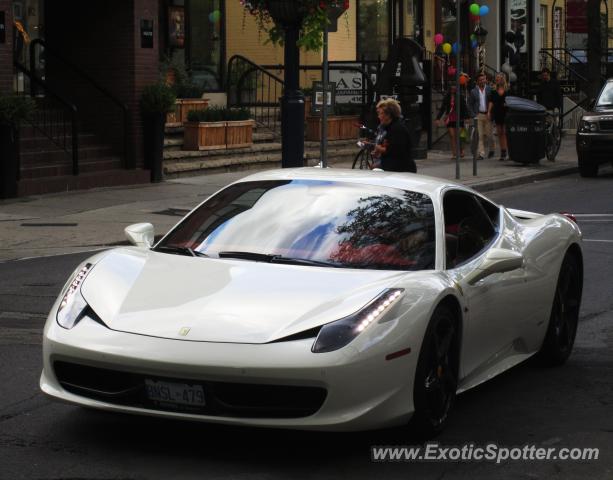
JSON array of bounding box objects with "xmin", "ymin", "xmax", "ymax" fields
[{"xmin": 0, "ymin": 174, "xmax": 612, "ymax": 480}]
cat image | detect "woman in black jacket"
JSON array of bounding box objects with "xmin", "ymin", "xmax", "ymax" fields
[
  {"xmin": 372, "ymin": 99, "xmax": 416, "ymax": 173},
  {"xmin": 435, "ymin": 83, "xmax": 471, "ymax": 159}
]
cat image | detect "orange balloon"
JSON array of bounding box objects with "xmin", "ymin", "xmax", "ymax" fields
[{"xmin": 459, "ymin": 75, "xmax": 468, "ymax": 86}]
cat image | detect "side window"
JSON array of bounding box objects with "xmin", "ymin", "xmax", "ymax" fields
[
  {"xmin": 477, "ymin": 196, "xmax": 500, "ymax": 230},
  {"xmin": 443, "ymin": 191, "xmax": 497, "ymax": 268}
]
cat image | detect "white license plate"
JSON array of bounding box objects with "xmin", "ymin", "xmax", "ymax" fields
[{"xmin": 144, "ymin": 379, "xmax": 205, "ymax": 407}]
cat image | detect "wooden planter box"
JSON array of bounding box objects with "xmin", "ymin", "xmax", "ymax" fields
[
  {"xmin": 183, "ymin": 121, "xmax": 226, "ymax": 151},
  {"xmin": 226, "ymin": 119, "xmax": 255, "ymax": 148},
  {"xmin": 166, "ymin": 98, "xmax": 209, "ymax": 127},
  {"xmin": 306, "ymin": 115, "xmax": 360, "ymax": 141},
  {"xmin": 183, "ymin": 120, "xmax": 255, "ymax": 151}
]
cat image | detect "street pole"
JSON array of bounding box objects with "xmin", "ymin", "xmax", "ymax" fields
[
  {"xmin": 321, "ymin": 21, "xmax": 329, "ymax": 168},
  {"xmin": 280, "ymin": 24, "xmax": 305, "ymax": 168},
  {"xmin": 455, "ymin": 2, "xmax": 461, "ymax": 180}
]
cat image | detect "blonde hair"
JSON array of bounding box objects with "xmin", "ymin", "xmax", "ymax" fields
[
  {"xmin": 495, "ymin": 72, "xmax": 508, "ymax": 90},
  {"xmin": 376, "ymin": 98, "xmax": 402, "ymax": 119}
]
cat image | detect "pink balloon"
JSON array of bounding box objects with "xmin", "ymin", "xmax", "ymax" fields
[
  {"xmin": 434, "ymin": 33, "xmax": 444, "ymax": 46},
  {"xmin": 447, "ymin": 66, "xmax": 457, "ymax": 77}
]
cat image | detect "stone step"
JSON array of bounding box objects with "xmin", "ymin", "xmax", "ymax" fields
[
  {"xmin": 164, "ymin": 146, "xmax": 358, "ymax": 178},
  {"xmin": 163, "ymin": 132, "xmax": 276, "ymax": 151},
  {"xmin": 20, "ymin": 133, "xmax": 99, "ymax": 151}
]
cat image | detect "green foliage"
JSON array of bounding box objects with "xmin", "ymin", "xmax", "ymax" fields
[
  {"xmin": 241, "ymin": 1, "xmax": 350, "ymax": 52},
  {"xmin": 174, "ymin": 82, "xmax": 207, "ymax": 99},
  {"xmin": 187, "ymin": 107, "xmax": 251, "ymax": 122},
  {"xmin": 0, "ymin": 95, "xmax": 35, "ymax": 127},
  {"xmin": 140, "ymin": 83, "xmax": 177, "ymax": 114}
]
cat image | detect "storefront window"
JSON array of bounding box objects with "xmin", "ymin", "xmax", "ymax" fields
[
  {"xmin": 358, "ymin": 0, "xmax": 390, "ymax": 61},
  {"xmin": 187, "ymin": 0, "xmax": 224, "ymax": 90},
  {"xmin": 440, "ymin": 0, "xmax": 457, "ymax": 45}
]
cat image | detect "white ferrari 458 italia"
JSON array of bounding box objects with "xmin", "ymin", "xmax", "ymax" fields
[{"xmin": 41, "ymin": 168, "xmax": 583, "ymax": 437}]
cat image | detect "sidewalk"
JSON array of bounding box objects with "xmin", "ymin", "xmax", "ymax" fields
[{"xmin": 0, "ymin": 136, "xmax": 578, "ymax": 262}]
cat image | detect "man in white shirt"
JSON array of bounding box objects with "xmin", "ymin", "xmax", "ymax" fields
[{"xmin": 469, "ymin": 73, "xmax": 495, "ymax": 160}]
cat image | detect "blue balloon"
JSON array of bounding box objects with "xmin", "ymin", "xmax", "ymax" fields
[
  {"xmin": 452, "ymin": 42, "xmax": 461, "ymax": 54},
  {"xmin": 472, "ymin": 39, "xmax": 479, "ymax": 49},
  {"xmin": 479, "ymin": 5, "xmax": 490, "ymax": 16}
]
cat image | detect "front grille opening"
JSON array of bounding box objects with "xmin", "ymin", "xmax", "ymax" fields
[{"xmin": 53, "ymin": 361, "xmax": 327, "ymax": 419}]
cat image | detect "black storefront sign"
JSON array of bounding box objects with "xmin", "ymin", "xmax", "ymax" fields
[
  {"xmin": 141, "ymin": 19, "xmax": 154, "ymax": 48},
  {"xmin": 0, "ymin": 12, "xmax": 6, "ymax": 44}
]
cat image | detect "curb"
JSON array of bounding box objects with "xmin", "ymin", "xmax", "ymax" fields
[{"xmin": 465, "ymin": 165, "xmax": 578, "ymax": 193}]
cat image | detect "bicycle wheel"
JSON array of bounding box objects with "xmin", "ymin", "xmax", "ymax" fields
[{"xmin": 352, "ymin": 149, "xmax": 372, "ymax": 169}]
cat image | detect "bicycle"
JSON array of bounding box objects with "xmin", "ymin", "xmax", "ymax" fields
[
  {"xmin": 545, "ymin": 110, "xmax": 562, "ymax": 162},
  {"xmin": 352, "ymin": 125, "xmax": 376, "ymax": 170}
]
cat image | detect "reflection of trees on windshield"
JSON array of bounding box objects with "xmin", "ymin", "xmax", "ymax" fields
[{"xmin": 331, "ymin": 191, "xmax": 435, "ymax": 269}]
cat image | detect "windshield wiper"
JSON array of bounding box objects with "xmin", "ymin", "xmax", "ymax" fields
[
  {"xmin": 217, "ymin": 251, "xmax": 339, "ymax": 268},
  {"xmin": 218, "ymin": 251, "xmax": 273, "ymax": 261},
  {"xmin": 152, "ymin": 245, "xmax": 208, "ymax": 257},
  {"xmin": 269, "ymin": 256, "xmax": 340, "ymax": 268}
]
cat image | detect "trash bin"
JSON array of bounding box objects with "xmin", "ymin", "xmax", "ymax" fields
[{"xmin": 505, "ymin": 96, "xmax": 547, "ymax": 164}]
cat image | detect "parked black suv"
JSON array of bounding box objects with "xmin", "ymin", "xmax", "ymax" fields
[{"xmin": 576, "ymin": 79, "xmax": 613, "ymax": 177}]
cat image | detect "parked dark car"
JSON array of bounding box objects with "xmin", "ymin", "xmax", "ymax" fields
[{"xmin": 576, "ymin": 79, "xmax": 613, "ymax": 177}]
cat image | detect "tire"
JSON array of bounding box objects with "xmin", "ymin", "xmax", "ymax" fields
[
  {"xmin": 536, "ymin": 252, "xmax": 582, "ymax": 366},
  {"xmin": 352, "ymin": 149, "xmax": 372, "ymax": 170},
  {"xmin": 578, "ymin": 154, "xmax": 598, "ymax": 177},
  {"xmin": 409, "ymin": 304, "xmax": 459, "ymax": 439}
]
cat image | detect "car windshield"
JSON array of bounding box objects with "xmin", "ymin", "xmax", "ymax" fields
[
  {"xmin": 157, "ymin": 180, "xmax": 436, "ymax": 270},
  {"xmin": 596, "ymin": 83, "xmax": 613, "ymax": 106}
]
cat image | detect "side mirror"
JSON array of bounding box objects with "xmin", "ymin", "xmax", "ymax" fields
[
  {"xmin": 465, "ymin": 248, "xmax": 524, "ymax": 285},
  {"xmin": 125, "ymin": 223, "xmax": 155, "ymax": 248}
]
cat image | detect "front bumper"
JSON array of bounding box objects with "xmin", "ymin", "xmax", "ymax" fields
[
  {"xmin": 41, "ymin": 313, "xmax": 419, "ymax": 431},
  {"xmin": 576, "ymin": 131, "xmax": 613, "ymax": 161}
]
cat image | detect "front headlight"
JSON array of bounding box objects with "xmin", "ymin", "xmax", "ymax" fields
[
  {"xmin": 580, "ymin": 120, "xmax": 598, "ymax": 132},
  {"xmin": 312, "ymin": 289, "xmax": 404, "ymax": 353},
  {"xmin": 56, "ymin": 263, "xmax": 93, "ymax": 329}
]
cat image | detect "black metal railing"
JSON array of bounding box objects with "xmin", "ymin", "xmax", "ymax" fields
[
  {"xmin": 227, "ymin": 55, "xmax": 378, "ymax": 135},
  {"xmin": 29, "ymin": 39, "xmax": 130, "ymax": 168},
  {"xmin": 13, "ymin": 61, "xmax": 79, "ymax": 176},
  {"xmin": 227, "ymin": 55, "xmax": 286, "ymax": 135}
]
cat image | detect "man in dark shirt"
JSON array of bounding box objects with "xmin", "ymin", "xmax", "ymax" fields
[
  {"xmin": 373, "ymin": 99, "xmax": 416, "ymax": 173},
  {"xmin": 536, "ymin": 67, "xmax": 563, "ymax": 110}
]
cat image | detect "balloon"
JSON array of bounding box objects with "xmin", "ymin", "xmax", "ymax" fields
[
  {"xmin": 469, "ymin": 3, "xmax": 480, "ymax": 16},
  {"xmin": 470, "ymin": 34, "xmax": 477, "ymax": 41},
  {"xmin": 472, "ymin": 39, "xmax": 479, "ymax": 49},
  {"xmin": 434, "ymin": 33, "xmax": 444, "ymax": 46},
  {"xmin": 459, "ymin": 75, "xmax": 468, "ymax": 86},
  {"xmin": 442, "ymin": 43, "xmax": 452, "ymax": 55},
  {"xmin": 208, "ymin": 10, "xmax": 221, "ymax": 23},
  {"xmin": 447, "ymin": 66, "xmax": 457, "ymax": 77},
  {"xmin": 452, "ymin": 42, "xmax": 460, "ymax": 54},
  {"xmin": 479, "ymin": 5, "xmax": 490, "ymax": 16}
]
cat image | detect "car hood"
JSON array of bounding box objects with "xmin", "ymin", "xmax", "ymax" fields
[
  {"xmin": 80, "ymin": 248, "xmax": 409, "ymax": 343},
  {"xmin": 583, "ymin": 106, "xmax": 613, "ymax": 119}
]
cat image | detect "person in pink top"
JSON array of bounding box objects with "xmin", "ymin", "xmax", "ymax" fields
[{"xmin": 436, "ymin": 82, "xmax": 471, "ymax": 159}]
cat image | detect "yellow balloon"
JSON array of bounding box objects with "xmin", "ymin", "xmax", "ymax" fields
[{"xmin": 442, "ymin": 43, "xmax": 452, "ymax": 55}]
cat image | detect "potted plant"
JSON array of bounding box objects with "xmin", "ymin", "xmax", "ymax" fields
[
  {"xmin": 183, "ymin": 107, "xmax": 254, "ymax": 150},
  {"xmin": 166, "ymin": 81, "xmax": 210, "ymax": 127},
  {"xmin": 140, "ymin": 82, "xmax": 176, "ymax": 182},
  {"xmin": 241, "ymin": 0, "xmax": 350, "ymax": 52},
  {"xmin": 0, "ymin": 94, "xmax": 35, "ymax": 199},
  {"xmin": 306, "ymin": 103, "xmax": 360, "ymax": 141},
  {"xmin": 225, "ymin": 108, "xmax": 255, "ymax": 148}
]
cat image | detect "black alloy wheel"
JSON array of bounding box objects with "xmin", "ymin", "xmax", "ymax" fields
[
  {"xmin": 537, "ymin": 252, "xmax": 582, "ymax": 366},
  {"xmin": 410, "ymin": 304, "xmax": 459, "ymax": 439}
]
